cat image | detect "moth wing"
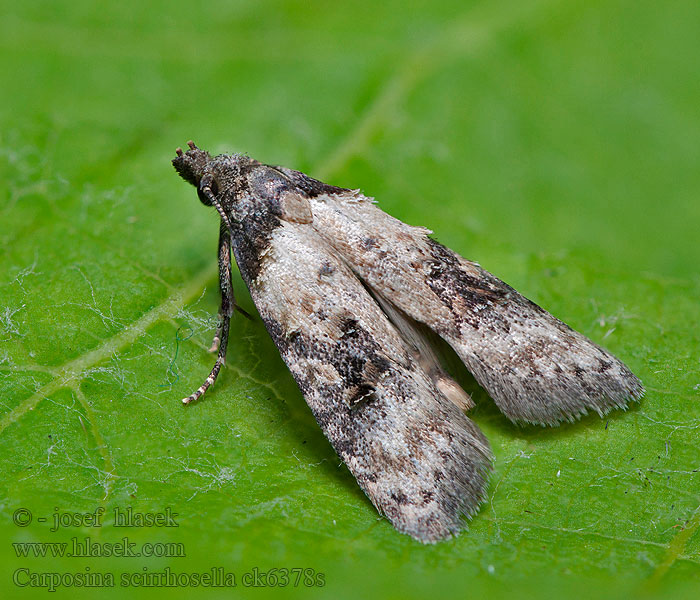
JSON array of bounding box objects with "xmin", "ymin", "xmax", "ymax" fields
[
  {"xmin": 235, "ymin": 219, "xmax": 492, "ymax": 543},
  {"xmin": 307, "ymin": 190, "xmax": 644, "ymax": 426}
]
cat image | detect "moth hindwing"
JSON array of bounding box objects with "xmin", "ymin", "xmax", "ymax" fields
[{"xmin": 172, "ymin": 141, "xmax": 643, "ymax": 543}]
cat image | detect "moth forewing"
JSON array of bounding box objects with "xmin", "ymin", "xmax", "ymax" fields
[
  {"xmin": 236, "ymin": 219, "xmax": 493, "ymax": 542},
  {"xmin": 305, "ymin": 191, "xmax": 644, "ymax": 425}
]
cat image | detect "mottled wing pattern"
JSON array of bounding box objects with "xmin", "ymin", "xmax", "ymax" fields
[
  {"xmin": 233, "ymin": 216, "xmax": 492, "ymax": 542},
  {"xmin": 305, "ymin": 189, "xmax": 644, "ymax": 426}
]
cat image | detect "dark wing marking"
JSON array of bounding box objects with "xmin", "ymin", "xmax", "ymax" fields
[
  {"xmin": 231, "ymin": 218, "xmax": 492, "ymax": 542},
  {"xmin": 307, "ymin": 191, "xmax": 644, "ymax": 426}
]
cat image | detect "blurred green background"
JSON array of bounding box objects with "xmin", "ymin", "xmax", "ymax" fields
[{"xmin": 1, "ymin": 0, "xmax": 699, "ymax": 598}]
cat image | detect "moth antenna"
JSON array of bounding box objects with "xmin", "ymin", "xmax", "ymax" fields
[
  {"xmin": 201, "ymin": 186, "xmax": 235, "ymax": 235},
  {"xmin": 187, "ymin": 140, "xmax": 197, "ymax": 150},
  {"xmin": 175, "ymin": 147, "xmax": 183, "ymax": 157}
]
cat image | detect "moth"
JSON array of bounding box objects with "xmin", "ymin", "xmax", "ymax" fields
[{"xmin": 172, "ymin": 141, "xmax": 643, "ymax": 543}]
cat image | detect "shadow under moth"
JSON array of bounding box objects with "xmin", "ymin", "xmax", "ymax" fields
[{"xmin": 172, "ymin": 141, "xmax": 644, "ymax": 543}]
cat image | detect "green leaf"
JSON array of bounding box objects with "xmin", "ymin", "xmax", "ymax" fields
[{"xmin": 1, "ymin": 0, "xmax": 699, "ymax": 598}]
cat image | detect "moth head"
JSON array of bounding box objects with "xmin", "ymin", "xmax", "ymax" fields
[{"xmin": 172, "ymin": 141, "xmax": 211, "ymax": 190}]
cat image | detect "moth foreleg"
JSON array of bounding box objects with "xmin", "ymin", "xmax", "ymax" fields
[
  {"xmin": 182, "ymin": 222, "xmax": 233, "ymax": 405},
  {"xmin": 209, "ymin": 223, "xmax": 235, "ymax": 353}
]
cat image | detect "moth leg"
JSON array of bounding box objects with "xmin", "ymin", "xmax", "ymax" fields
[
  {"xmin": 182, "ymin": 222, "xmax": 233, "ymax": 405},
  {"xmin": 209, "ymin": 223, "xmax": 234, "ymax": 353}
]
